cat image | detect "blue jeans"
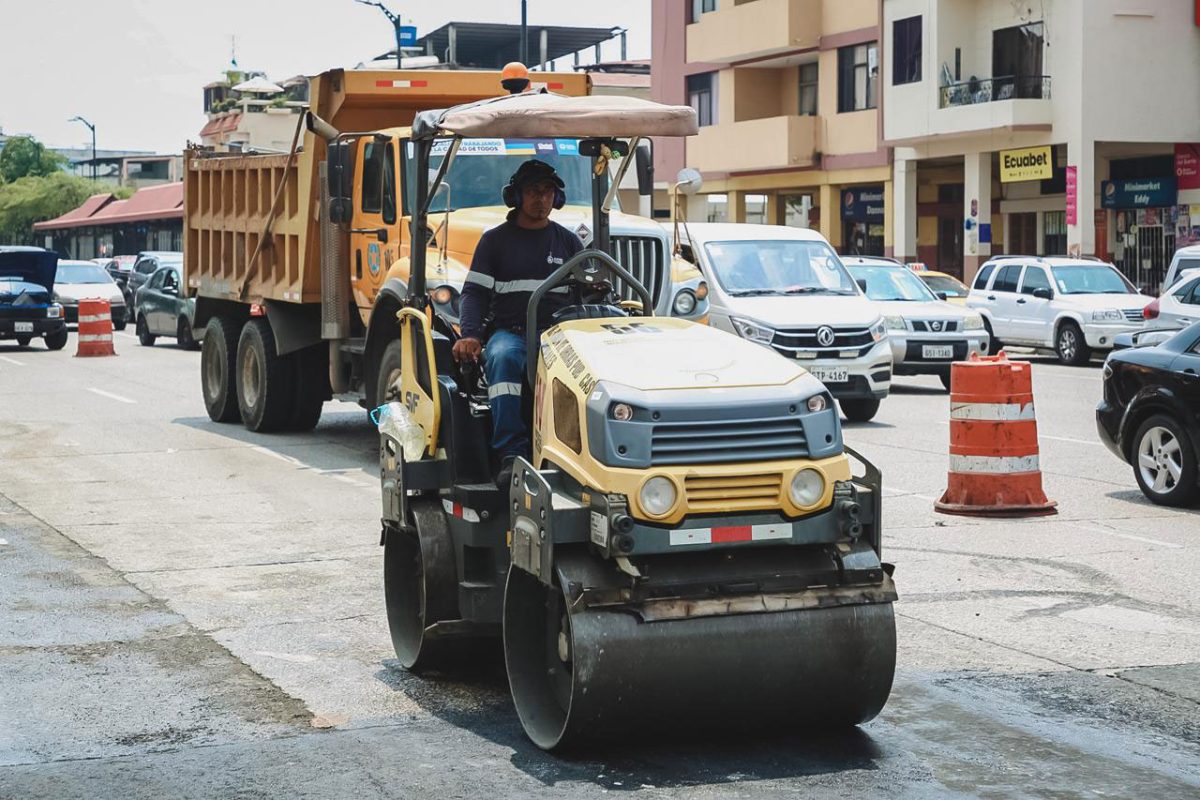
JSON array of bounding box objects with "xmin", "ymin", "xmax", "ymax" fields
[{"xmin": 484, "ymin": 329, "xmax": 528, "ymax": 461}]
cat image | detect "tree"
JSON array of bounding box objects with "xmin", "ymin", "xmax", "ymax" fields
[
  {"xmin": 0, "ymin": 136, "xmax": 65, "ymax": 184},
  {"xmin": 0, "ymin": 173, "xmax": 98, "ymax": 244}
]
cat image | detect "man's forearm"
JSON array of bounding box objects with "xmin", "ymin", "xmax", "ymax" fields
[{"xmin": 459, "ymin": 286, "xmax": 488, "ymax": 340}]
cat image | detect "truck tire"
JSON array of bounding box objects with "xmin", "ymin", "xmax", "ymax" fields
[
  {"xmin": 44, "ymin": 329, "xmax": 68, "ymax": 351},
  {"xmin": 287, "ymin": 344, "xmax": 328, "ymax": 431},
  {"xmin": 201, "ymin": 316, "xmax": 242, "ymax": 423},
  {"xmin": 840, "ymin": 398, "xmax": 881, "ymax": 423},
  {"xmin": 236, "ymin": 318, "xmax": 294, "ymax": 432},
  {"xmin": 374, "ymin": 338, "xmax": 403, "ymax": 410}
]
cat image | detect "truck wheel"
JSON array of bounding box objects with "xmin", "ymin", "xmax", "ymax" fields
[
  {"xmin": 177, "ymin": 317, "xmax": 200, "ymax": 351},
  {"xmin": 44, "ymin": 329, "xmax": 68, "ymax": 351},
  {"xmin": 202, "ymin": 316, "xmax": 242, "ymax": 423},
  {"xmin": 287, "ymin": 344, "xmax": 328, "ymax": 431},
  {"xmin": 236, "ymin": 318, "xmax": 294, "ymax": 432},
  {"xmin": 374, "ymin": 338, "xmax": 403, "ymax": 410},
  {"xmin": 136, "ymin": 314, "xmax": 156, "ymax": 346},
  {"xmin": 840, "ymin": 398, "xmax": 880, "ymax": 423},
  {"xmin": 1056, "ymin": 321, "xmax": 1091, "ymax": 366}
]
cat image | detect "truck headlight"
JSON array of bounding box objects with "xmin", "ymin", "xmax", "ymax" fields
[
  {"xmin": 672, "ymin": 290, "xmax": 697, "ymax": 315},
  {"xmin": 47, "ymin": 304, "xmax": 62, "ymax": 319},
  {"xmin": 789, "ymin": 469, "xmax": 825, "ymax": 507},
  {"xmin": 964, "ymin": 314, "xmax": 985, "ymax": 330},
  {"xmin": 730, "ymin": 317, "xmax": 775, "ymax": 344},
  {"xmin": 1092, "ymin": 309, "xmax": 1124, "ymax": 322},
  {"xmin": 695, "ymin": 281, "xmax": 709, "ymax": 300},
  {"xmin": 806, "ymin": 394, "xmax": 827, "ymax": 412},
  {"xmin": 639, "ymin": 476, "xmax": 677, "ymax": 517},
  {"xmin": 869, "ymin": 319, "xmax": 887, "ymax": 342},
  {"xmin": 431, "ymin": 285, "xmax": 458, "ymax": 306},
  {"xmin": 884, "ymin": 315, "xmax": 907, "ymax": 331}
]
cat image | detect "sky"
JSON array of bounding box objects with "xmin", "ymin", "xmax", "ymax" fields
[{"xmin": 0, "ymin": 0, "xmax": 651, "ymax": 155}]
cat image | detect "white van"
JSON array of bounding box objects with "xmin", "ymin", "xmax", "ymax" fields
[
  {"xmin": 1163, "ymin": 244, "xmax": 1200, "ymax": 290},
  {"xmin": 674, "ymin": 223, "xmax": 891, "ymax": 422}
]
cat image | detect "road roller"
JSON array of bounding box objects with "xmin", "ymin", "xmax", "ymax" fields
[{"xmin": 378, "ymin": 89, "xmax": 898, "ymax": 750}]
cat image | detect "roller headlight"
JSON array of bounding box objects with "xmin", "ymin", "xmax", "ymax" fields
[
  {"xmin": 884, "ymin": 315, "xmax": 907, "ymax": 331},
  {"xmin": 964, "ymin": 314, "xmax": 985, "ymax": 331},
  {"xmin": 806, "ymin": 394, "xmax": 827, "ymax": 413},
  {"xmin": 639, "ymin": 476, "xmax": 677, "ymax": 517},
  {"xmin": 431, "ymin": 285, "xmax": 456, "ymax": 305},
  {"xmin": 672, "ymin": 290, "xmax": 697, "ymax": 315},
  {"xmin": 611, "ymin": 402, "xmax": 634, "ymax": 421},
  {"xmin": 731, "ymin": 317, "xmax": 775, "ymax": 344},
  {"xmin": 789, "ymin": 468, "xmax": 826, "ymax": 507},
  {"xmin": 869, "ymin": 318, "xmax": 887, "ymax": 342}
]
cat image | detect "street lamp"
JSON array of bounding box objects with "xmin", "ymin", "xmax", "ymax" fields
[
  {"xmin": 355, "ymin": 0, "xmax": 404, "ymax": 69},
  {"xmin": 69, "ymin": 116, "xmax": 96, "ymax": 182}
]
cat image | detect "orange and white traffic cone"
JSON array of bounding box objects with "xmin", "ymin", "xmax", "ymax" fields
[
  {"xmin": 75, "ymin": 298, "xmax": 117, "ymax": 357},
  {"xmin": 935, "ymin": 351, "xmax": 1056, "ymax": 517}
]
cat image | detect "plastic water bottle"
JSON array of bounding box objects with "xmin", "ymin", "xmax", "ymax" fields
[{"xmin": 373, "ymin": 401, "xmax": 426, "ymax": 463}]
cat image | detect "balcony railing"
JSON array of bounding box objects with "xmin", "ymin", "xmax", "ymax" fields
[{"xmin": 939, "ymin": 75, "xmax": 1051, "ymax": 109}]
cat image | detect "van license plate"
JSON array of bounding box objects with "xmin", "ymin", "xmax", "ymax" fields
[
  {"xmin": 922, "ymin": 345, "xmax": 954, "ymax": 359},
  {"xmin": 808, "ymin": 367, "xmax": 849, "ymax": 383},
  {"xmin": 14, "ymin": 322, "xmax": 33, "ymax": 333}
]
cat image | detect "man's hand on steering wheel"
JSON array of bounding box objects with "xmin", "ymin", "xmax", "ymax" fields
[{"xmin": 452, "ymin": 336, "xmax": 482, "ymax": 362}]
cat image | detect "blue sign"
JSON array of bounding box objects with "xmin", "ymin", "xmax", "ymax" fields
[
  {"xmin": 398, "ymin": 25, "xmax": 418, "ymax": 46},
  {"xmin": 979, "ymin": 223, "xmax": 992, "ymax": 244},
  {"xmin": 555, "ymin": 139, "xmax": 579, "ymax": 156},
  {"xmin": 1101, "ymin": 177, "xmax": 1177, "ymax": 209},
  {"xmin": 841, "ymin": 186, "xmax": 885, "ymax": 223}
]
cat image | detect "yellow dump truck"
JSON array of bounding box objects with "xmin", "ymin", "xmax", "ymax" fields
[{"xmin": 185, "ymin": 67, "xmax": 707, "ymax": 432}]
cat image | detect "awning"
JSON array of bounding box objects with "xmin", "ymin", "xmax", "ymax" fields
[
  {"xmin": 33, "ymin": 183, "xmax": 184, "ymax": 232},
  {"xmin": 199, "ymin": 112, "xmax": 243, "ymax": 139}
]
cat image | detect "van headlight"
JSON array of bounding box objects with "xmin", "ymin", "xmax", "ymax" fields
[
  {"xmin": 964, "ymin": 314, "xmax": 985, "ymax": 330},
  {"xmin": 639, "ymin": 476, "xmax": 678, "ymax": 517},
  {"xmin": 884, "ymin": 315, "xmax": 907, "ymax": 331},
  {"xmin": 1092, "ymin": 309, "xmax": 1124, "ymax": 322},
  {"xmin": 731, "ymin": 317, "xmax": 775, "ymax": 344},
  {"xmin": 869, "ymin": 318, "xmax": 887, "ymax": 342},
  {"xmin": 789, "ymin": 469, "xmax": 826, "ymax": 507},
  {"xmin": 672, "ymin": 290, "xmax": 697, "ymax": 315}
]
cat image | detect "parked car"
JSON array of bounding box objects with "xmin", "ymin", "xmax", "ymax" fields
[
  {"xmin": 844, "ymin": 257, "xmax": 989, "ymax": 391},
  {"xmin": 674, "ymin": 223, "xmax": 890, "ymax": 422},
  {"xmin": 0, "ymin": 249, "xmax": 67, "ymax": 350},
  {"xmin": 134, "ymin": 264, "xmax": 202, "ymax": 349},
  {"xmin": 98, "ymin": 255, "xmax": 139, "ymax": 288},
  {"xmin": 1162, "ymin": 244, "xmax": 1200, "ymax": 291},
  {"xmin": 1143, "ymin": 273, "xmax": 1200, "ymax": 331},
  {"xmin": 967, "ymin": 256, "xmax": 1146, "ymax": 365},
  {"xmin": 1097, "ymin": 321, "xmax": 1200, "ymax": 507},
  {"xmin": 916, "ymin": 270, "xmax": 971, "ymax": 305},
  {"xmin": 125, "ymin": 251, "xmax": 182, "ymax": 315},
  {"xmin": 52, "ymin": 260, "xmax": 127, "ymax": 330}
]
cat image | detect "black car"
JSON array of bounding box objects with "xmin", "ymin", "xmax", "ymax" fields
[
  {"xmin": 0, "ymin": 249, "xmax": 68, "ymax": 350},
  {"xmin": 125, "ymin": 251, "xmax": 182, "ymax": 314},
  {"xmin": 1097, "ymin": 321, "xmax": 1200, "ymax": 506},
  {"xmin": 134, "ymin": 264, "xmax": 202, "ymax": 349}
]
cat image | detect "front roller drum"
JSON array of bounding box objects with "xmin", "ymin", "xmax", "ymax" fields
[{"xmin": 503, "ymin": 567, "xmax": 896, "ymax": 751}]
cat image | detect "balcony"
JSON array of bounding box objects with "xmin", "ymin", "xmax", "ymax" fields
[
  {"xmin": 688, "ymin": 115, "xmax": 819, "ymax": 174},
  {"xmin": 939, "ymin": 75, "xmax": 1051, "ymax": 108},
  {"xmin": 687, "ymin": 0, "xmax": 821, "ymax": 64}
]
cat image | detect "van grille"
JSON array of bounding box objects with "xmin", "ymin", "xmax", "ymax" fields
[
  {"xmin": 684, "ymin": 473, "xmax": 784, "ymax": 513},
  {"xmin": 651, "ymin": 416, "xmax": 808, "ymax": 465},
  {"xmin": 607, "ymin": 236, "xmax": 665, "ymax": 307}
]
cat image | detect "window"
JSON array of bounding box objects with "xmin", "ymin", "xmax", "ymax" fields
[
  {"xmin": 798, "ymin": 62, "xmax": 818, "ymax": 116},
  {"xmin": 992, "ymin": 264, "xmax": 1021, "ymax": 293},
  {"xmin": 838, "ymin": 43, "xmax": 878, "ymax": 112},
  {"xmin": 892, "ymin": 16, "xmax": 922, "ymax": 85},
  {"xmin": 973, "ymin": 263, "xmax": 996, "ymax": 289},
  {"xmin": 690, "ymin": 0, "xmax": 716, "ymax": 23},
  {"xmin": 992, "ymin": 22, "xmax": 1045, "ymax": 99},
  {"xmin": 687, "ymin": 72, "xmax": 717, "ymax": 127},
  {"xmin": 163, "ymin": 269, "xmax": 180, "ymax": 290},
  {"xmin": 148, "ymin": 270, "xmax": 166, "ymax": 290},
  {"xmin": 136, "ymin": 259, "xmax": 156, "ymax": 275},
  {"xmin": 1043, "ymin": 211, "xmax": 1066, "ymax": 255},
  {"xmin": 360, "ymin": 141, "xmax": 397, "ymax": 224},
  {"xmin": 1020, "ymin": 266, "xmax": 1051, "ymax": 295},
  {"xmin": 1174, "ymin": 278, "xmax": 1200, "ymax": 305}
]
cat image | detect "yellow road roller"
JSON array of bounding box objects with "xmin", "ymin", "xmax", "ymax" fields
[{"xmin": 377, "ymin": 89, "xmax": 897, "ymax": 750}]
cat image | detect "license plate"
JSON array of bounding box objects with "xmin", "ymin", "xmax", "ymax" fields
[
  {"xmin": 922, "ymin": 345, "xmax": 954, "ymax": 359},
  {"xmin": 808, "ymin": 366, "xmax": 849, "ymax": 383},
  {"xmin": 14, "ymin": 322, "xmax": 33, "ymax": 333}
]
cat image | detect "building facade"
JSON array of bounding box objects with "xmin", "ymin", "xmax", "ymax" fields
[
  {"xmin": 652, "ymin": 0, "xmax": 892, "ymax": 254},
  {"xmin": 883, "ymin": 0, "xmax": 1200, "ymax": 289}
]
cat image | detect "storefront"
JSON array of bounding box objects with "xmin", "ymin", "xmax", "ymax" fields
[
  {"xmin": 1103, "ymin": 176, "xmax": 1178, "ymax": 293},
  {"xmin": 841, "ymin": 186, "xmax": 885, "ymax": 256}
]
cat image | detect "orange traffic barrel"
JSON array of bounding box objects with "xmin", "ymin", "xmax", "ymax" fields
[
  {"xmin": 935, "ymin": 351, "xmax": 1056, "ymax": 517},
  {"xmin": 75, "ymin": 298, "xmax": 116, "ymax": 357}
]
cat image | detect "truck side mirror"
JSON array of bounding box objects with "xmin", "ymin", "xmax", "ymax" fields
[
  {"xmin": 328, "ymin": 140, "xmax": 354, "ymax": 224},
  {"xmin": 635, "ymin": 142, "xmax": 654, "ymax": 197}
]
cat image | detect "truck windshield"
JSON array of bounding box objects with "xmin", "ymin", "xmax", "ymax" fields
[
  {"xmin": 703, "ymin": 240, "xmax": 858, "ymax": 296},
  {"xmin": 849, "ymin": 265, "xmax": 937, "ymax": 302},
  {"xmin": 1050, "ymin": 265, "xmax": 1134, "ymax": 294},
  {"xmin": 408, "ymin": 138, "xmax": 601, "ymax": 212}
]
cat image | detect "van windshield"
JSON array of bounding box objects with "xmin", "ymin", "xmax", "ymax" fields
[
  {"xmin": 408, "ymin": 138, "xmax": 601, "ymax": 213},
  {"xmin": 703, "ymin": 240, "xmax": 859, "ymax": 296},
  {"xmin": 1051, "ymin": 265, "xmax": 1135, "ymax": 295}
]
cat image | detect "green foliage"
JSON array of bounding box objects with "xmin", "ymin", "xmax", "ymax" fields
[
  {"xmin": 112, "ymin": 185, "xmax": 135, "ymax": 200},
  {"xmin": 0, "ymin": 173, "xmax": 99, "ymax": 244},
  {"xmin": 0, "ymin": 136, "xmax": 65, "ymax": 184}
]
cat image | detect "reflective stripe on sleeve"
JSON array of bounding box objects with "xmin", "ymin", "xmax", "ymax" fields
[
  {"xmin": 487, "ymin": 382, "xmax": 522, "ymax": 400},
  {"xmin": 465, "ymin": 272, "xmax": 495, "ymax": 289}
]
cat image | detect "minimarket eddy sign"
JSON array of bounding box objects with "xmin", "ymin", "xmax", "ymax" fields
[
  {"xmin": 1000, "ymin": 146, "xmax": 1053, "ymax": 183},
  {"xmin": 1101, "ymin": 178, "xmax": 1177, "ymax": 209}
]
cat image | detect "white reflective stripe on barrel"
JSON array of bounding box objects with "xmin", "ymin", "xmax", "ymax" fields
[
  {"xmin": 77, "ymin": 334, "xmax": 113, "ymax": 343},
  {"xmin": 78, "ymin": 314, "xmax": 108, "ymax": 324},
  {"xmin": 950, "ymin": 402, "xmax": 1036, "ymax": 421},
  {"xmin": 948, "ymin": 454, "xmax": 1041, "ymax": 473}
]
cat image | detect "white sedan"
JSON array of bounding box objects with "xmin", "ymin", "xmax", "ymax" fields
[{"xmin": 1143, "ymin": 273, "xmax": 1200, "ymax": 330}]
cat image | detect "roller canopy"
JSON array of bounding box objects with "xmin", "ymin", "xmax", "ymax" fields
[{"xmin": 412, "ymin": 92, "xmax": 699, "ymax": 140}]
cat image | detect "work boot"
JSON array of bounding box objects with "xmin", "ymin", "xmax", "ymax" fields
[{"xmin": 495, "ymin": 455, "xmax": 518, "ymax": 489}]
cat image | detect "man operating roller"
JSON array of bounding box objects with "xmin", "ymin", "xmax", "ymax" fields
[{"xmin": 452, "ymin": 159, "xmax": 583, "ymax": 484}]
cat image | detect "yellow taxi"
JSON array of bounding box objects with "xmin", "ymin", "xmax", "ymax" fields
[{"xmin": 910, "ymin": 266, "xmax": 970, "ymax": 306}]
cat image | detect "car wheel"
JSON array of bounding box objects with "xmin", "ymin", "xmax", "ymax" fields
[
  {"xmin": 939, "ymin": 372, "xmax": 953, "ymax": 392},
  {"xmin": 43, "ymin": 329, "xmax": 68, "ymax": 351},
  {"xmin": 235, "ymin": 318, "xmax": 294, "ymax": 432},
  {"xmin": 982, "ymin": 318, "xmax": 1001, "ymax": 355},
  {"xmin": 136, "ymin": 314, "xmax": 156, "ymax": 346},
  {"xmin": 201, "ymin": 316, "xmax": 242, "ymax": 423},
  {"xmin": 15, "ymin": 335, "xmax": 32, "ymax": 348},
  {"xmin": 177, "ymin": 317, "xmax": 200, "ymax": 351},
  {"xmin": 1055, "ymin": 321, "xmax": 1091, "ymax": 366},
  {"xmin": 112, "ymin": 309, "xmax": 127, "ymax": 332},
  {"xmin": 840, "ymin": 398, "xmax": 881, "ymax": 423},
  {"xmin": 1132, "ymin": 414, "xmax": 1199, "ymax": 507}
]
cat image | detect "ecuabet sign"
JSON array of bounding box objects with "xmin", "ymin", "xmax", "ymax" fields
[{"xmin": 1000, "ymin": 146, "xmax": 1053, "ymax": 183}]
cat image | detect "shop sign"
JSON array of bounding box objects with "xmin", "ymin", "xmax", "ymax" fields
[
  {"xmin": 1101, "ymin": 178, "xmax": 1177, "ymax": 209},
  {"xmin": 1066, "ymin": 166, "xmax": 1077, "ymax": 226},
  {"xmin": 999, "ymin": 146, "xmax": 1053, "ymax": 183},
  {"xmin": 1176, "ymin": 144, "xmax": 1200, "ymax": 191},
  {"xmin": 841, "ymin": 186, "xmax": 884, "ymax": 222}
]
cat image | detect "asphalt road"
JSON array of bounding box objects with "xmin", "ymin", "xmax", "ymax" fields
[{"xmin": 1, "ymin": 330, "xmax": 1197, "ymax": 799}]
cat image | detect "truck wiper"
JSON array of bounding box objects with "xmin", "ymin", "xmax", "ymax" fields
[{"xmin": 727, "ymin": 289, "xmax": 783, "ymax": 297}]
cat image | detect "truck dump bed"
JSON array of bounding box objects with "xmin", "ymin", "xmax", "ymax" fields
[{"xmin": 185, "ymin": 69, "xmax": 590, "ymax": 304}]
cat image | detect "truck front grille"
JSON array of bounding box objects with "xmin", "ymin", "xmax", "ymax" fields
[
  {"xmin": 607, "ymin": 236, "xmax": 665, "ymax": 307},
  {"xmin": 651, "ymin": 416, "xmax": 808, "ymax": 465},
  {"xmin": 684, "ymin": 472, "xmax": 784, "ymax": 512}
]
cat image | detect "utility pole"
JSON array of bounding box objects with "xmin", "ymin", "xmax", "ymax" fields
[
  {"xmin": 69, "ymin": 116, "xmax": 96, "ymax": 182},
  {"xmin": 355, "ymin": 0, "xmax": 404, "ymax": 69},
  {"xmin": 520, "ymin": 0, "xmax": 528, "ymax": 65}
]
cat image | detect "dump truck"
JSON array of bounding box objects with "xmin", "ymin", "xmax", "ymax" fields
[{"xmin": 185, "ymin": 67, "xmax": 706, "ymax": 432}]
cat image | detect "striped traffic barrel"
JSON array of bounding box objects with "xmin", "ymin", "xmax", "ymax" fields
[
  {"xmin": 75, "ymin": 298, "xmax": 117, "ymax": 357},
  {"xmin": 935, "ymin": 351, "xmax": 1056, "ymax": 517}
]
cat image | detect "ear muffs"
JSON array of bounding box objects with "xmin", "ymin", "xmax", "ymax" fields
[
  {"xmin": 503, "ymin": 182, "xmax": 567, "ymax": 210},
  {"xmin": 552, "ymin": 187, "xmax": 565, "ymax": 209}
]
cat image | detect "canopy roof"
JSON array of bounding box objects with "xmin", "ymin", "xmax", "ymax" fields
[{"xmin": 412, "ymin": 92, "xmax": 698, "ymax": 141}]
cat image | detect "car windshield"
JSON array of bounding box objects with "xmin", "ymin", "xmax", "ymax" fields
[
  {"xmin": 56, "ymin": 264, "xmax": 113, "ymax": 284},
  {"xmin": 702, "ymin": 240, "xmax": 858, "ymax": 295},
  {"xmin": 410, "ymin": 138, "xmax": 601, "ymax": 213},
  {"xmin": 921, "ymin": 274, "xmax": 968, "ymax": 297},
  {"xmin": 1051, "ymin": 265, "xmax": 1134, "ymax": 295},
  {"xmin": 849, "ymin": 264, "xmax": 938, "ymax": 302}
]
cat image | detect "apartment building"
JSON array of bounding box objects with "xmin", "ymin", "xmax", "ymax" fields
[
  {"xmin": 883, "ymin": 0, "xmax": 1200, "ymax": 288},
  {"xmin": 651, "ymin": 0, "xmax": 892, "ymax": 255}
]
